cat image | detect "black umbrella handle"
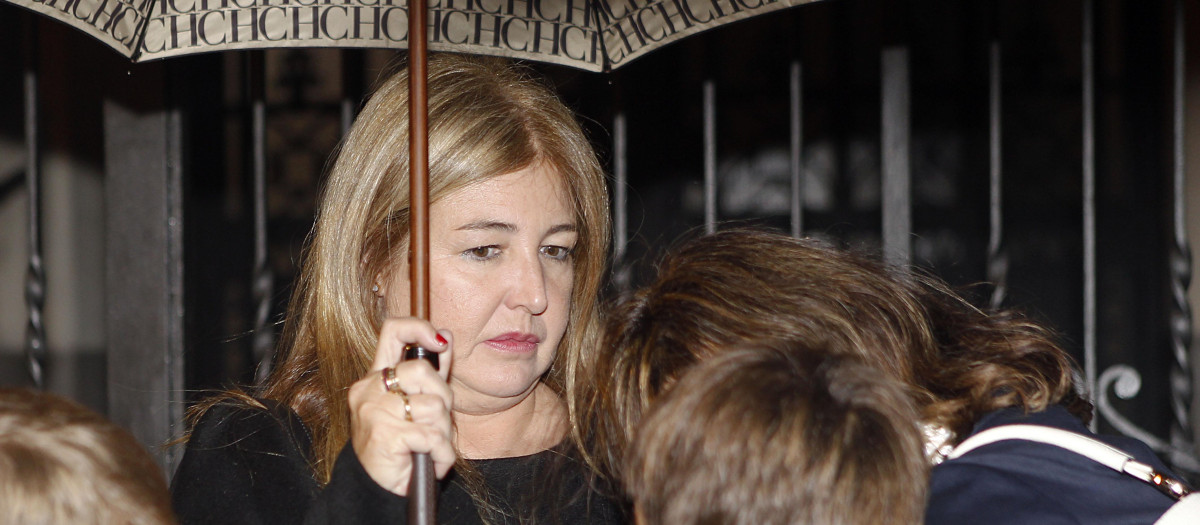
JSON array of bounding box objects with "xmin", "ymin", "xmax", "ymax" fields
[
  {"xmin": 405, "ymin": 344, "xmax": 438, "ymax": 524},
  {"xmin": 409, "ymin": 453, "xmax": 436, "ymax": 523},
  {"xmin": 404, "ymin": 344, "xmax": 439, "ymax": 371}
]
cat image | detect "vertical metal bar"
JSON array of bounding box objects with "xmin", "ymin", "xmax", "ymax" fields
[
  {"xmin": 23, "ymin": 21, "xmax": 45, "ymax": 389},
  {"xmin": 790, "ymin": 61, "xmax": 804, "ymax": 237},
  {"xmin": 987, "ymin": 40, "xmax": 1008, "ymax": 309},
  {"xmin": 1168, "ymin": 0, "xmax": 1195, "ymax": 466},
  {"xmin": 167, "ymin": 111, "xmax": 185, "ymax": 446},
  {"xmin": 613, "ymin": 111, "xmax": 629, "ymax": 291},
  {"xmin": 703, "ymin": 80, "xmax": 717, "ymax": 233},
  {"xmin": 250, "ymin": 53, "xmax": 274, "ymax": 383},
  {"xmin": 104, "ymin": 68, "xmax": 185, "ymax": 476},
  {"xmin": 1082, "ymin": 0, "xmax": 1098, "ymax": 429},
  {"xmin": 881, "ymin": 46, "xmax": 912, "ymax": 264}
]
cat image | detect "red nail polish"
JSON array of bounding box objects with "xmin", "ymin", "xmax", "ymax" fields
[{"xmin": 436, "ymin": 334, "xmax": 448, "ymax": 346}]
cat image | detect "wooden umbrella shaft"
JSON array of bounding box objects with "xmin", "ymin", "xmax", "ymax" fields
[
  {"xmin": 408, "ymin": 0, "xmax": 429, "ymax": 323},
  {"xmin": 407, "ymin": 0, "xmax": 437, "ymax": 522}
]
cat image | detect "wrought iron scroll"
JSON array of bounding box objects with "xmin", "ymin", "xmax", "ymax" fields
[
  {"xmin": 790, "ymin": 61, "xmax": 804, "ymax": 237},
  {"xmin": 1093, "ymin": 0, "xmax": 1200, "ymax": 475},
  {"xmin": 1166, "ymin": 0, "xmax": 1196, "ymax": 471},
  {"xmin": 1099, "ymin": 367, "xmax": 1172, "ymax": 451},
  {"xmin": 1098, "ymin": 367, "xmax": 1200, "ymax": 473},
  {"xmin": 250, "ymin": 53, "xmax": 275, "ymax": 383},
  {"xmin": 23, "ymin": 21, "xmax": 45, "ymax": 389},
  {"xmin": 986, "ymin": 40, "xmax": 1008, "ymax": 310},
  {"xmin": 703, "ymin": 80, "xmax": 717, "ymax": 233}
]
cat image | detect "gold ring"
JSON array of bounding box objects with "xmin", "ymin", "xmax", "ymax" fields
[
  {"xmin": 382, "ymin": 367, "xmax": 402, "ymax": 393},
  {"xmin": 398, "ymin": 391, "xmax": 413, "ymax": 422}
]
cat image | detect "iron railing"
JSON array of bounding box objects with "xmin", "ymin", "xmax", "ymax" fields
[{"xmin": 7, "ymin": 0, "xmax": 1198, "ymax": 480}]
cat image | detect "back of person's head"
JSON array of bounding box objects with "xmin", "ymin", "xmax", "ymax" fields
[
  {"xmin": 584, "ymin": 228, "xmax": 934, "ymax": 479},
  {"xmin": 580, "ymin": 228, "xmax": 1088, "ymax": 481},
  {"xmin": 0, "ymin": 388, "xmax": 174, "ymax": 525},
  {"xmin": 624, "ymin": 345, "xmax": 928, "ymax": 525}
]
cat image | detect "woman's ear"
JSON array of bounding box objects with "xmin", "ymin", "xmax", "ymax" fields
[
  {"xmin": 360, "ymin": 250, "xmax": 382, "ymax": 297},
  {"xmin": 372, "ymin": 272, "xmax": 390, "ymax": 298},
  {"xmin": 371, "ymin": 273, "xmax": 391, "ymax": 320}
]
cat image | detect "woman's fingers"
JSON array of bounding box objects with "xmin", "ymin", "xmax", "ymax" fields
[
  {"xmin": 381, "ymin": 358, "xmax": 453, "ymax": 411},
  {"xmin": 428, "ymin": 427, "xmax": 457, "ymax": 478},
  {"xmin": 349, "ymin": 316, "xmax": 458, "ymax": 495},
  {"xmin": 366, "ymin": 391, "xmax": 452, "ymax": 435},
  {"xmin": 430, "ymin": 330, "xmax": 453, "ymax": 382},
  {"xmin": 404, "ymin": 393, "xmax": 453, "ymax": 434},
  {"xmin": 371, "ymin": 318, "xmax": 451, "ymax": 373},
  {"xmin": 349, "ymin": 379, "xmax": 456, "ymax": 494},
  {"xmin": 382, "ymin": 392, "xmax": 454, "ymax": 478},
  {"xmin": 351, "ymin": 405, "xmax": 454, "ymax": 493}
]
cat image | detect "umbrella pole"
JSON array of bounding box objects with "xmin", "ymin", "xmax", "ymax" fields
[{"xmin": 406, "ymin": 0, "xmax": 437, "ymax": 522}]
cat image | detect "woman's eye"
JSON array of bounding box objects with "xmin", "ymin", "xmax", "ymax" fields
[
  {"xmin": 541, "ymin": 245, "xmax": 573, "ymax": 261},
  {"xmin": 465, "ymin": 246, "xmax": 500, "ymax": 260}
]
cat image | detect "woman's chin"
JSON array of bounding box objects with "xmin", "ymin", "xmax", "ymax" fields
[{"xmin": 450, "ymin": 374, "xmax": 545, "ymax": 412}]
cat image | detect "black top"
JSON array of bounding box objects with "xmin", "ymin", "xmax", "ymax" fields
[
  {"xmin": 170, "ymin": 399, "xmax": 625, "ymax": 525},
  {"xmin": 926, "ymin": 405, "xmax": 1179, "ymax": 525}
]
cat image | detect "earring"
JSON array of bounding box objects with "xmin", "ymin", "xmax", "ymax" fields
[{"xmin": 371, "ymin": 284, "xmax": 380, "ymax": 294}]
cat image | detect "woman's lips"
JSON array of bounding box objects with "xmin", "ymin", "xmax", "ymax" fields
[{"xmin": 484, "ymin": 332, "xmax": 541, "ymax": 353}]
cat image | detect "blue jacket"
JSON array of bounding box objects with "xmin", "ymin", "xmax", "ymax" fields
[{"xmin": 927, "ymin": 405, "xmax": 1179, "ymax": 524}]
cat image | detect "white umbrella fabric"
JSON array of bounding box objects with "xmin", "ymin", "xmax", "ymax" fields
[{"xmin": 10, "ymin": 0, "xmax": 822, "ymax": 70}]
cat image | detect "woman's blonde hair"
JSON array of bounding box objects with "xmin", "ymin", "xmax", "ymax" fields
[
  {"xmin": 0, "ymin": 388, "xmax": 175, "ymax": 525},
  {"xmin": 253, "ymin": 53, "xmax": 610, "ymax": 482}
]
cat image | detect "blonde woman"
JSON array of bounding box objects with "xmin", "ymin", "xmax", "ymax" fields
[{"xmin": 171, "ymin": 54, "xmax": 618, "ymax": 524}]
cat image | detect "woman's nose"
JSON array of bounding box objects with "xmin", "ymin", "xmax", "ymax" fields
[{"xmin": 505, "ymin": 254, "xmax": 548, "ymax": 315}]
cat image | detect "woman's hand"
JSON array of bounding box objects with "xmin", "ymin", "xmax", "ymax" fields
[{"xmin": 348, "ymin": 318, "xmax": 455, "ymax": 495}]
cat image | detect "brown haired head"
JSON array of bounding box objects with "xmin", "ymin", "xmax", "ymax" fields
[
  {"xmin": 625, "ymin": 345, "xmax": 928, "ymax": 525},
  {"xmin": 0, "ymin": 388, "xmax": 175, "ymax": 525},
  {"xmin": 578, "ymin": 228, "xmax": 1089, "ymax": 484}
]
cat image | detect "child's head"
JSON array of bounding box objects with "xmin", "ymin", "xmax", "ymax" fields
[
  {"xmin": 624, "ymin": 344, "xmax": 928, "ymax": 525},
  {"xmin": 0, "ymin": 388, "xmax": 175, "ymax": 525}
]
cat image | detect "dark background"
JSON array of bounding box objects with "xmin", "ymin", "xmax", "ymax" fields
[{"xmin": 2, "ymin": 0, "xmax": 1197, "ymax": 474}]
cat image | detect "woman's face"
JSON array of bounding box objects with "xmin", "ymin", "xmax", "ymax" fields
[{"xmin": 382, "ymin": 162, "xmax": 577, "ymax": 415}]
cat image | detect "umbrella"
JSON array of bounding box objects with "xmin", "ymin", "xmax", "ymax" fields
[{"xmin": 9, "ymin": 0, "xmax": 822, "ymax": 71}]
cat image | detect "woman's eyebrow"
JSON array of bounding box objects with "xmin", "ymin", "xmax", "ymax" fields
[
  {"xmin": 547, "ymin": 223, "xmax": 577, "ymax": 235},
  {"xmin": 454, "ymin": 221, "xmax": 577, "ymax": 234},
  {"xmin": 456, "ymin": 220, "xmax": 515, "ymax": 232}
]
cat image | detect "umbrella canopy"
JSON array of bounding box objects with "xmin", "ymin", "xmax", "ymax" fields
[{"xmin": 11, "ymin": 0, "xmax": 822, "ymax": 70}]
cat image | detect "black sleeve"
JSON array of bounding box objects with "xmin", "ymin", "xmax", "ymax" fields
[
  {"xmin": 170, "ymin": 401, "xmax": 320, "ymax": 524},
  {"xmin": 170, "ymin": 400, "xmax": 408, "ymax": 525},
  {"xmin": 304, "ymin": 442, "xmax": 410, "ymax": 524}
]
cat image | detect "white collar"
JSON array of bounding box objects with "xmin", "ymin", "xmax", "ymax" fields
[{"xmin": 922, "ymin": 422, "xmax": 955, "ymax": 465}]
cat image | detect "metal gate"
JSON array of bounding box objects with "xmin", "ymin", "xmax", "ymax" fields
[{"xmin": 2, "ymin": 0, "xmax": 1198, "ymax": 481}]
